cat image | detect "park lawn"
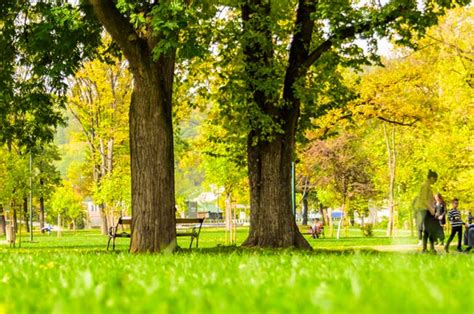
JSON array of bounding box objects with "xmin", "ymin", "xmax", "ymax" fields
[{"xmin": 0, "ymin": 228, "xmax": 472, "ymax": 314}]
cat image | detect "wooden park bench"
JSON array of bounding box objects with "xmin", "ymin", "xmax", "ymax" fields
[
  {"xmin": 176, "ymin": 218, "xmax": 204, "ymax": 249},
  {"xmin": 107, "ymin": 217, "xmax": 204, "ymax": 250},
  {"xmin": 107, "ymin": 216, "xmax": 132, "ymax": 251}
]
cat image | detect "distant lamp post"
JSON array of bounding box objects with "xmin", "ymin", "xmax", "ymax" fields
[{"xmin": 29, "ymin": 151, "xmax": 33, "ymax": 242}]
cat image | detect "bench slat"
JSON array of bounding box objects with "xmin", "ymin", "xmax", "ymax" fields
[
  {"xmin": 176, "ymin": 218, "xmax": 204, "ymax": 224},
  {"xmin": 118, "ymin": 217, "xmax": 132, "ymax": 224}
]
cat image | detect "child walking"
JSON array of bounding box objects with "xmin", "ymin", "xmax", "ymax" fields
[{"xmin": 445, "ymin": 198, "xmax": 464, "ymax": 253}]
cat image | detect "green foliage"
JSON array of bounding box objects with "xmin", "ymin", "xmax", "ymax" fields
[
  {"xmin": 303, "ymin": 7, "xmax": 473, "ymax": 227},
  {"xmin": 0, "ymin": 0, "xmax": 101, "ymax": 150},
  {"xmin": 0, "ymin": 148, "xmax": 29, "ymax": 207},
  {"xmin": 303, "ymin": 132, "xmax": 375, "ymax": 208},
  {"xmin": 361, "ymin": 224, "xmax": 374, "ymax": 237},
  {"xmin": 48, "ymin": 181, "xmax": 84, "ymax": 225},
  {"xmin": 34, "ymin": 144, "xmax": 62, "ymax": 201},
  {"xmin": 67, "ymin": 47, "xmax": 132, "ymax": 214},
  {"xmin": 218, "ymin": 0, "xmax": 473, "ymax": 146},
  {"xmin": 0, "ymin": 142, "xmax": 60, "ymax": 222},
  {"xmin": 93, "ymin": 169, "xmax": 131, "ymax": 216}
]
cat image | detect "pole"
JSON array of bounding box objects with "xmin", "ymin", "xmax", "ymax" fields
[
  {"xmin": 291, "ymin": 161, "xmax": 296, "ymax": 216},
  {"xmin": 29, "ymin": 151, "xmax": 33, "ymax": 242}
]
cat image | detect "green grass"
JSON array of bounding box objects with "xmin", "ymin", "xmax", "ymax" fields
[{"xmin": 0, "ymin": 228, "xmax": 472, "ymax": 313}]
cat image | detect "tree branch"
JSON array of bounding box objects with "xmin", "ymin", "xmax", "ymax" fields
[
  {"xmin": 377, "ymin": 116, "xmax": 418, "ymax": 126},
  {"xmin": 303, "ymin": 4, "xmax": 409, "ymax": 69},
  {"xmin": 88, "ymin": 0, "xmax": 147, "ymax": 68},
  {"xmin": 66, "ymin": 102, "xmax": 97, "ymax": 153}
]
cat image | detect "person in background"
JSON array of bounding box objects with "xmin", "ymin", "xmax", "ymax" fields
[
  {"xmin": 464, "ymin": 222, "xmax": 473, "ymax": 253},
  {"xmin": 309, "ymin": 218, "xmax": 324, "ymax": 239},
  {"xmin": 434, "ymin": 193, "xmax": 446, "ymax": 245},
  {"xmin": 415, "ymin": 170, "xmax": 439, "ymax": 253},
  {"xmin": 445, "ymin": 198, "xmax": 464, "ymax": 253}
]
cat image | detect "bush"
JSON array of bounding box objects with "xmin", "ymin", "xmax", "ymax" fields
[{"xmin": 361, "ymin": 224, "xmax": 374, "ymax": 237}]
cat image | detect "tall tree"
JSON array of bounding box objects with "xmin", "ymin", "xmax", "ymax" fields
[
  {"xmin": 230, "ymin": 0, "xmax": 470, "ymax": 248},
  {"xmin": 68, "ymin": 56, "xmax": 131, "ymax": 234},
  {"xmin": 304, "ymin": 133, "xmax": 374, "ymax": 236},
  {"xmin": 88, "ymin": 0, "xmax": 216, "ymax": 252},
  {"xmin": 35, "ymin": 144, "xmax": 61, "ymax": 230},
  {"xmin": 0, "ymin": 1, "xmax": 101, "ymax": 233}
]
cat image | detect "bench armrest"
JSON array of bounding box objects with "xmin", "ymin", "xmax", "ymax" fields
[{"xmin": 109, "ymin": 226, "xmax": 118, "ymax": 236}]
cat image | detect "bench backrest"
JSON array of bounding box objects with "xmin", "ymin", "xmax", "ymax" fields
[
  {"xmin": 118, "ymin": 216, "xmax": 132, "ymax": 225},
  {"xmin": 116, "ymin": 217, "xmax": 203, "ymax": 226},
  {"xmin": 176, "ymin": 218, "xmax": 204, "ymax": 224}
]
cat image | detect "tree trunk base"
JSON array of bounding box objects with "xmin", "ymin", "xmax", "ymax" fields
[{"xmin": 242, "ymin": 229, "xmax": 312, "ymax": 250}]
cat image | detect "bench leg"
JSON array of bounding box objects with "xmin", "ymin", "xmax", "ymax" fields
[
  {"xmin": 189, "ymin": 236, "xmax": 194, "ymax": 249},
  {"xmin": 195, "ymin": 236, "xmax": 199, "ymax": 248},
  {"xmin": 112, "ymin": 237, "xmax": 116, "ymax": 251},
  {"xmin": 107, "ymin": 237, "xmax": 112, "ymax": 250}
]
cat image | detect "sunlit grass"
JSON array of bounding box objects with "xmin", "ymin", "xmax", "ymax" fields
[{"xmin": 0, "ymin": 228, "xmax": 472, "ymax": 313}]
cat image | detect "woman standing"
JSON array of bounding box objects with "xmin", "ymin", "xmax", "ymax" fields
[{"xmin": 414, "ymin": 170, "xmax": 439, "ymax": 253}]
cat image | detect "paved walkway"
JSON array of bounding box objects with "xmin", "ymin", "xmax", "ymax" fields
[{"xmin": 351, "ymin": 244, "xmax": 470, "ymax": 253}]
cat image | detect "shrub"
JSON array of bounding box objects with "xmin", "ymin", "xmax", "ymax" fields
[{"xmin": 361, "ymin": 224, "xmax": 374, "ymax": 237}]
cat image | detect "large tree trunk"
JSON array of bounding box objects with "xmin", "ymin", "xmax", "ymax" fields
[
  {"xmin": 129, "ymin": 71, "xmax": 176, "ymax": 253},
  {"xmin": 243, "ymin": 134, "xmax": 311, "ymax": 249},
  {"xmin": 90, "ymin": 0, "xmax": 177, "ymax": 253},
  {"xmin": 240, "ymin": 0, "xmax": 315, "ymax": 249}
]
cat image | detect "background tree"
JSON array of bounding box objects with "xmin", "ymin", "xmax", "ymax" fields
[
  {"xmin": 198, "ymin": 105, "xmax": 248, "ymax": 233},
  {"xmin": 216, "ymin": 0, "xmax": 470, "ymax": 248},
  {"xmin": 34, "ymin": 144, "xmax": 62, "ymax": 230},
  {"xmin": 67, "ymin": 54, "xmax": 131, "ymax": 234},
  {"xmin": 48, "ymin": 181, "xmax": 85, "ymax": 231},
  {"xmin": 303, "ymin": 132, "xmax": 374, "ymax": 237}
]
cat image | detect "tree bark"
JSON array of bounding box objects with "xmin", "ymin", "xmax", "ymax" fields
[
  {"xmin": 39, "ymin": 179, "xmax": 45, "ymax": 230},
  {"xmin": 243, "ymin": 134, "xmax": 310, "ymax": 248},
  {"xmin": 225, "ymin": 192, "xmax": 232, "ymax": 230},
  {"xmin": 99, "ymin": 203, "xmax": 108, "ymax": 235},
  {"xmin": 23, "ymin": 198, "xmax": 29, "ymax": 233},
  {"xmin": 302, "ymin": 189, "xmax": 309, "ymax": 226},
  {"xmin": 384, "ymin": 124, "xmax": 397, "ymax": 237},
  {"xmin": 224, "ymin": 192, "xmax": 234, "ymax": 244},
  {"xmin": 129, "ymin": 72, "xmax": 176, "ymax": 252},
  {"xmin": 13, "ymin": 205, "xmax": 18, "ymax": 233},
  {"xmin": 57, "ymin": 214, "xmax": 61, "ymax": 237},
  {"xmin": 0, "ymin": 205, "xmax": 6, "ymax": 235},
  {"xmin": 319, "ymin": 203, "xmax": 326, "ymax": 226}
]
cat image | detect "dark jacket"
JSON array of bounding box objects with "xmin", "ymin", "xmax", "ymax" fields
[{"xmin": 435, "ymin": 203, "xmax": 446, "ymax": 225}]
